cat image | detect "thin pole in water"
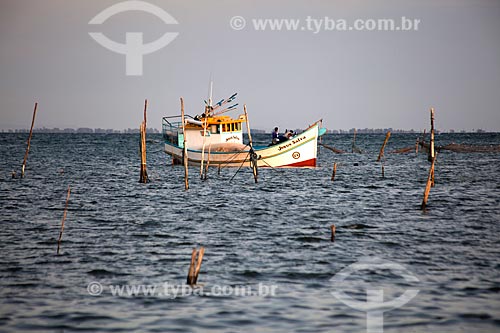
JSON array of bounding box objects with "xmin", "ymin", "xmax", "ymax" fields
[
  {"xmin": 57, "ymin": 186, "xmax": 71, "ymax": 255},
  {"xmin": 200, "ymin": 116, "xmax": 208, "ymax": 180},
  {"xmin": 21, "ymin": 102, "xmax": 38, "ymax": 178},
  {"xmin": 331, "ymin": 162, "xmax": 337, "ymax": 182},
  {"xmin": 421, "ymin": 152, "xmax": 437, "ymax": 210},
  {"xmin": 187, "ymin": 247, "xmax": 205, "ymax": 286},
  {"xmin": 377, "ymin": 131, "xmax": 391, "ymax": 162},
  {"xmin": 139, "ymin": 99, "xmax": 149, "ymax": 183},
  {"xmin": 428, "ymin": 108, "xmax": 435, "ymax": 162},
  {"xmin": 244, "ymin": 105, "xmax": 258, "ymax": 183},
  {"xmin": 181, "ymin": 98, "xmax": 189, "ymax": 190}
]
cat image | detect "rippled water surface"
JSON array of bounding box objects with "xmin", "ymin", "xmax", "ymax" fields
[{"xmin": 1, "ymin": 132, "xmax": 499, "ymax": 333}]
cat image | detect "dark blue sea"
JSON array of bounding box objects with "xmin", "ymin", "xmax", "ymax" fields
[{"xmin": 1, "ymin": 132, "xmax": 499, "ymax": 333}]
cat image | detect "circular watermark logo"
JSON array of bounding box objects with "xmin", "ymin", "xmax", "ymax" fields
[
  {"xmin": 88, "ymin": 1, "xmax": 179, "ymax": 76},
  {"xmin": 230, "ymin": 16, "xmax": 246, "ymax": 30},
  {"xmin": 87, "ymin": 281, "xmax": 103, "ymax": 296},
  {"xmin": 330, "ymin": 256, "xmax": 420, "ymax": 333}
]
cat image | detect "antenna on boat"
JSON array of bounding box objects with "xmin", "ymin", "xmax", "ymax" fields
[
  {"xmin": 209, "ymin": 81, "xmax": 213, "ymax": 107},
  {"xmin": 207, "ymin": 74, "xmax": 213, "ymax": 108}
]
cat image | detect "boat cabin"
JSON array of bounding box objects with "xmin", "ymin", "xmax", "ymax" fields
[{"xmin": 163, "ymin": 114, "xmax": 246, "ymax": 150}]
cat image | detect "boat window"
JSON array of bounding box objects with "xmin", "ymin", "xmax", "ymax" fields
[
  {"xmin": 231, "ymin": 123, "xmax": 235, "ymax": 132},
  {"xmin": 211, "ymin": 125, "xmax": 217, "ymax": 134},
  {"xmin": 222, "ymin": 124, "xmax": 226, "ymax": 132}
]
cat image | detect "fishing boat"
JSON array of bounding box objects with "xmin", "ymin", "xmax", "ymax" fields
[{"xmin": 162, "ymin": 93, "xmax": 326, "ymax": 168}]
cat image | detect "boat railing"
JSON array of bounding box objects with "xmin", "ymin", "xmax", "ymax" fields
[
  {"xmin": 162, "ymin": 116, "xmax": 180, "ymax": 141},
  {"xmin": 162, "ymin": 114, "xmax": 198, "ymax": 126},
  {"xmin": 162, "ymin": 114, "xmax": 199, "ymax": 143}
]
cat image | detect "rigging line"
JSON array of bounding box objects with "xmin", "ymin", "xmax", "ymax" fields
[
  {"xmin": 229, "ymin": 152, "xmax": 251, "ymax": 182},
  {"xmin": 219, "ymin": 147, "xmax": 250, "ymax": 169},
  {"xmin": 218, "ymin": 144, "xmax": 250, "ymax": 170}
]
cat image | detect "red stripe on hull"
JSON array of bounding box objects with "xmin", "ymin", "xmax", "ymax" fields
[{"xmin": 279, "ymin": 158, "xmax": 317, "ymax": 168}]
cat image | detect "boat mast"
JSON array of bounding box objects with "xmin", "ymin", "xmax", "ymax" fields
[
  {"xmin": 201, "ymin": 79, "xmax": 212, "ymax": 177},
  {"xmin": 209, "ymin": 80, "xmax": 213, "ymax": 107}
]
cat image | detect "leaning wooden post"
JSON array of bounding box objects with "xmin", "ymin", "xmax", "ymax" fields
[
  {"xmin": 139, "ymin": 99, "xmax": 149, "ymax": 183},
  {"xmin": 180, "ymin": 98, "xmax": 189, "ymax": 190},
  {"xmin": 244, "ymin": 105, "xmax": 258, "ymax": 183},
  {"xmin": 377, "ymin": 131, "xmax": 391, "ymax": 162},
  {"xmin": 57, "ymin": 186, "xmax": 71, "ymax": 255},
  {"xmin": 21, "ymin": 102, "xmax": 38, "ymax": 178},
  {"xmin": 331, "ymin": 162, "xmax": 337, "ymax": 182},
  {"xmin": 421, "ymin": 152, "xmax": 437, "ymax": 210},
  {"xmin": 428, "ymin": 108, "xmax": 435, "ymax": 162},
  {"xmin": 193, "ymin": 247, "xmax": 205, "ymax": 284},
  {"xmin": 431, "ymin": 161, "xmax": 435, "ymax": 187},
  {"xmin": 187, "ymin": 247, "xmax": 205, "ymax": 286},
  {"xmin": 187, "ymin": 248, "xmax": 197, "ymax": 285}
]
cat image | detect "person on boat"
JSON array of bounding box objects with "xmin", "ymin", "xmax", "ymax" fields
[
  {"xmin": 272, "ymin": 127, "xmax": 280, "ymax": 145},
  {"xmin": 280, "ymin": 129, "xmax": 293, "ymax": 141}
]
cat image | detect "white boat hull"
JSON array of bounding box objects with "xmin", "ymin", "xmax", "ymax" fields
[{"xmin": 164, "ymin": 124, "xmax": 320, "ymax": 168}]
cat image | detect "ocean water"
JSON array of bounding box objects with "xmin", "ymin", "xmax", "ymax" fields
[{"xmin": 0, "ymin": 132, "xmax": 499, "ymax": 333}]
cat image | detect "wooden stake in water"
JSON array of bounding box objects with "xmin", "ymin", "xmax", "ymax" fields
[
  {"xmin": 431, "ymin": 160, "xmax": 435, "ymax": 188},
  {"xmin": 200, "ymin": 116, "xmax": 208, "ymax": 180},
  {"xmin": 330, "ymin": 224, "xmax": 336, "ymax": 242},
  {"xmin": 428, "ymin": 108, "xmax": 435, "ymax": 162},
  {"xmin": 421, "ymin": 152, "xmax": 437, "ymax": 210},
  {"xmin": 187, "ymin": 247, "xmax": 205, "ymax": 286},
  {"xmin": 139, "ymin": 99, "xmax": 149, "ymax": 183},
  {"xmin": 377, "ymin": 131, "xmax": 391, "ymax": 162},
  {"xmin": 181, "ymin": 98, "xmax": 189, "ymax": 190},
  {"xmin": 331, "ymin": 162, "xmax": 337, "ymax": 182},
  {"xmin": 244, "ymin": 105, "xmax": 258, "ymax": 183},
  {"xmin": 57, "ymin": 186, "xmax": 71, "ymax": 255},
  {"xmin": 21, "ymin": 102, "xmax": 38, "ymax": 178},
  {"xmin": 415, "ymin": 138, "xmax": 419, "ymax": 155}
]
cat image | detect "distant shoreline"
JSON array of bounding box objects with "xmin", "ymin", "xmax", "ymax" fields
[{"xmin": 0, "ymin": 129, "xmax": 496, "ymax": 134}]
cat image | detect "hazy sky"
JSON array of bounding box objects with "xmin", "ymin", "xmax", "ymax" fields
[{"xmin": 1, "ymin": 0, "xmax": 499, "ymax": 131}]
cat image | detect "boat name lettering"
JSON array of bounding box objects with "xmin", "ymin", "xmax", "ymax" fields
[
  {"xmin": 292, "ymin": 136, "xmax": 306, "ymax": 144},
  {"xmin": 278, "ymin": 136, "xmax": 306, "ymax": 151},
  {"xmin": 226, "ymin": 135, "xmax": 240, "ymax": 142}
]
